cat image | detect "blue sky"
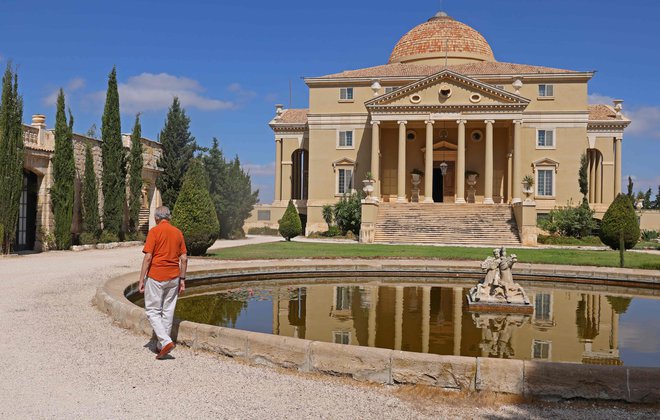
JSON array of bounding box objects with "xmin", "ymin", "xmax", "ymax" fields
[{"xmin": 2, "ymin": 0, "xmax": 659, "ymax": 203}]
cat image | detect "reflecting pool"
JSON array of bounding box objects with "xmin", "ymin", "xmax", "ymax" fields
[{"xmin": 149, "ymin": 277, "xmax": 660, "ymax": 366}]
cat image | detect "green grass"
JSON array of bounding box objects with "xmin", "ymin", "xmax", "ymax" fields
[
  {"xmin": 210, "ymin": 241, "xmax": 660, "ymax": 270},
  {"xmin": 635, "ymin": 240, "xmax": 660, "ymax": 250}
]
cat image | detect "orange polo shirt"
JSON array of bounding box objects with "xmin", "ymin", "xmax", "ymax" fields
[{"xmin": 143, "ymin": 220, "xmax": 187, "ymax": 281}]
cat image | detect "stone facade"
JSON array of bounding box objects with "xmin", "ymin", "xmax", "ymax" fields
[{"xmin": 19, "ymin": 115, "xmax": 163, "ymax": 251}]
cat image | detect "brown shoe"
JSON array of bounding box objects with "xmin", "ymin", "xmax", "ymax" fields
[{"xmin": 156, "ymin": 342, "xmax": 175, "ymax": 359}]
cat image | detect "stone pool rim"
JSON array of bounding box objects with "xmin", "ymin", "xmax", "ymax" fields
[{"xmin": 94, "ymin": 259, "xmax": 660, "ymax": 403}]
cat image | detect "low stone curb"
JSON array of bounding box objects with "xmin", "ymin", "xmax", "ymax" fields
[
  {"xmin": 94, "ymin": 262, "xmax": 660, "ymax": 403},
  {"xmin": 72, "ymin": 241, "xmax": 143, "ymax": 252}
]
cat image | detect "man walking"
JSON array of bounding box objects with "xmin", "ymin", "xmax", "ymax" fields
[{"xmin": 138, "ymin": 206, "xmax": 188, "ymax": 359}]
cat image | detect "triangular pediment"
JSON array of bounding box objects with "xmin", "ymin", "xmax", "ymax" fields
[
  {"xmin": 421, "ymin": 141, "xmax": 457, "ymax": 153},
  {"xmin": 532, "ymin": 157, "xmax": 560, "ymax": 171},
  {"xmin": 366, "ymin": 70, "xmax": 529, "ymax": 109},
  {"xmin": 332, "ymin": 157, "xmax": 356, "ymax": 167}
]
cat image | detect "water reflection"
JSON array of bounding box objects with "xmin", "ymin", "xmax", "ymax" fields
[{"xmin": 174, "ymin": 281, "xmax": 658, "ymax": 366}]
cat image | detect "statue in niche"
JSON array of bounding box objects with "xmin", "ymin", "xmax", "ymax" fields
[{"xmin": 468, "ymin": 246, "xmax": 531, "ymax": 309}]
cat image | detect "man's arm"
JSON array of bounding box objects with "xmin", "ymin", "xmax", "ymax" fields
[
  {"xmin": 138, "ymin": 253, "xmax": 153, "ymax": 293},
  {"xmin": 178, "ymin": 253, "xmax": 188, "ymax": 293}
]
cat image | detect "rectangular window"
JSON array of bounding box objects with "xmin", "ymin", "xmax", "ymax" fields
[
  {"xmin": 532, "ymin": 340, "xmax": 551, "ymax": 359},
  {"xmin": 257, "ymin": 210, "xmax": 271, "ymax": 221},
  {"xmin": 534, "ymin": 293, "xmax": 551, "ymax": 321},
  {"xmin": 538, "ymin": 84, "xmax": 554, "ymax": 97},
  {"xmin": 339, "ymin": 87, "xmax": 354, "ymax": 100},
  {"xmin": 537, "ymin": 170, "xmax": 554, "ymax": 196},
  {"xmin": 338, "ymin": 131, "xmax": 353, "ymax": 148},
  {"xmin": 537, "ymin": 130, "xmax": 554, "ymax": 147},
  {"xmin": 338, "ymin": 169, "xmax": 353, "ymax": 194},
  {"xmin": 384, "ymin": 86, "xmax": 398, "ymax": 93},
  {"xmin": 333, "ymin": 331, "xmax": 350, "ymax": 345},
  {"xmin": 335, "ymin": 287, "xmax": 351, "ymax": 310}
]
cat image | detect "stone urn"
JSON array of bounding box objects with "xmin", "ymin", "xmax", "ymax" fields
[
  {"xmin": 362, "ymin": 179, "xmax": 375, "ymax": 197},
  {"xmin": 410, "ymin": 173, "xmax": 422, "ymax": 188},
  {"xmin": 466, "ymin": 172, "xmax": 479, "ymax": 203},
  {"xmin": 522, "ymin": 176, "xmax": 534, "ymax": 201}
]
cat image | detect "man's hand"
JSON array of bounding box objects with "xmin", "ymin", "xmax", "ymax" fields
[
  {"xmin": 138, "ymin": 278, "xmax": 145, "ymax": 293},
  {"xmin": 179, "ymin": 279, "xmax": 185, "ymax": 294}
]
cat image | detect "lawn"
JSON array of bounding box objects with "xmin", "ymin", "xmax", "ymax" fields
[{"xmin": 211, "ymin": 241, "xmax": 660, "ymax": 270}]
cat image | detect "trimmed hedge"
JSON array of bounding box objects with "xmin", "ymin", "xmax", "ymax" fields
[
  {"xmin": 599, "ymin": 193, "xmax": 640, "ymax": 250},
  {"xmin": 278, "ymin": 200, "xmax": 302, "ymax": 241}
]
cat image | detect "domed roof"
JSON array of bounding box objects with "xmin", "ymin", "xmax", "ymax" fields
[{"xmin": 389, "ymin": 12, "xmax": 495, "ymax": 64}]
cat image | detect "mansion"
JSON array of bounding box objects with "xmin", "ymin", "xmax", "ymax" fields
[{"xmin": 246, "ymin": 12, "xmax": 631, "ymax": 244}]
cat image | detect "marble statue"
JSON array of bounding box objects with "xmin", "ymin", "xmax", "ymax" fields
[{"xmin": 468, "ymin": 246, "xmax": 530, "ymax": 306}]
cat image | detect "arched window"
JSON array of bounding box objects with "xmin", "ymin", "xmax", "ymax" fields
[{"xmin": 291, "ymin": 149, "xmax": 308, "ymax": 200}]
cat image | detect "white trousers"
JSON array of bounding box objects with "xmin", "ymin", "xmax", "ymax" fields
[{"xmin": 144, "ymin": 277, "xmax": 180, "ymax": 349}]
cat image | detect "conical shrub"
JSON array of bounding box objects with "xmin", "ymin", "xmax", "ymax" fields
[
  {"xmin": 172, "ymin": 160, "xmax": 219, "ymax": 255},
  {"xmin": 599, "ymin": 193, "xmax": 640, "ymax": 250},
  {"xmin": 278, "ymin": 200, "xmax": 301, "ymax": 241}
]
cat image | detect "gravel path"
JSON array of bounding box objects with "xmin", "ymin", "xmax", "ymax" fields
[{"xmin": 0, "ymin": 242, "xmax": 657, "ymax": 419}]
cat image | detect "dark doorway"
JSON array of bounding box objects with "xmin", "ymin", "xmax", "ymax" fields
[
  {"xmin": 16, "ymin": 171, "xmax": 38, "ymax": 251},
  {"xmin": 432, "ymin": 168, "xmax": 444, "ymax": 202}
]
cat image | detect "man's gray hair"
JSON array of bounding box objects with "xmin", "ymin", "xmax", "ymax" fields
[{"xmin": 155, "ymin": 206, "xmax": 171, "ymax": 221}]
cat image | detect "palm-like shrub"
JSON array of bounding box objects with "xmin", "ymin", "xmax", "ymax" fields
[
  {"xmin": 333, "ymin": 192, "xmax": 362, "ymax": 235},
  {"xmin": 172, "ymin": 160, "xmax": 219, "ymax": 255},
  {"xmin": 278, "ymin": 200, "xmax": 301, "ymax": 241},
  {"xmin": 599, "ymin": 193, "xmax": 640, "ymax": 250}
]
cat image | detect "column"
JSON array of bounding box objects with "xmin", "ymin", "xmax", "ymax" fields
[
  {"xmin": 455, "ymin": 119, "xmax": 467, "ymax": 204},
  {"xmin": 394, "ymin": 286, "xmax": 403, "ymax": 350},
  {"xmin": 614, "ymin": 137, "xmax": 622, "ymax": 196},
  {"xmin": 397, "ymin": 121, "xmax": 407, "ymax": 203},
  {"xmin": 483, "ymin": 120, "xmax": 495, "ymax": 204},
  {"xmin": 370, "ymin": 121, "xmax": 381, "ymax": 199},
  {"xmin": 368, "ymin": 287, "xmax": 378, "ymax": 348},
  {"xmin": 281, "ymin": 161, "xmax": 292, "ymax": 201},
  {"xmin": 595, "ymin": 152, "xmax": 602, "ymax": 203},
  {"xmin": 506, "ymin": 152, "xmax": 513, "ymax": 203},
  {"xmin": 453, "ymin": 287, "xmax": 463, "ymax": 356},
  {"xmin": 589, "ymin": 150, "xmax": 595, "ymax": 203},
  {"xmin": 422, "ymin": 287, "xmax": 431, "ymax": 353},
  {"xmin": 274, "ymin": 138, "xmax": 282, "ymax": 202},
  {"xmin": 512, "ymin": 120, "xmax": 523, "ymax": 203},
  {"xmin": 424, "ymin": 120, "xmax": 434, "ymax": 203}
]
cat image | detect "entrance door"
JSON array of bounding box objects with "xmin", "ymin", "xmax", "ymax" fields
[
  {"xmin": 432, "ymin": 168, "xmax": 444, "ymax": 202},
  {"xmin": 15, "ymin": 171, "xmax": 38, "ymax": 251}
]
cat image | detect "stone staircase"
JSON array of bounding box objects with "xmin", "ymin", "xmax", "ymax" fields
[
  {"xmin": 373, "ymin": 203, "xmax": 521, "ymax": 246},
  {"xmin": 138, "ymin": 208, "xmax": 150, "ymax": 235}
]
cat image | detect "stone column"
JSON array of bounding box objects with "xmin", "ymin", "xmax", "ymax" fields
[
  {"xmin": 274, "ymin": 138, "xmax": 282, "ymax": 202},
  {"xmin": 453, "ymin": 287, "xmax": 463, "ymax": 356},
  {"xmin": 397, "ymin": 121, "xmax": 407, "ymax": 203},
  {"xmin": 455, "ymin": 119, "xmax": 467, "ymax": 204},
  {"xmin": 483, "ymin": 120, "xmax": 495, "ymax": 204},
  {"xmin": 422, "ymin": 286, "xmax": 431, "ymax": 353},
  {"xmin": 595, "ymin": 152, "xmax": 602, "ymax": 203},
  {"xmin": 370, "ymin": 121, "xmax": 381, "ymax": 199},
  {"xmin": 281, "ymin": 161, "xmax": 292, "ymax": 201},
  {"xmin": 512, "ymin": 120, "xmax": 522, "ymax": 203},
  {"xmin": 614, "ymin": 136, "xmax": 622, "ymax": 196},
  {"xmin": 394, "ymin": 286, "xmax": 404, "ymax": 350},
  {"xmin": 423, "ymin": 120, "xmax": 434, "ymax": 203},
  {"xmin": 506, "ymin": 152, "xmax": 513, "ymax": 203},
  {"xmin": 368, "ymin": 287, "xmax": 378, "ymax": 348}
]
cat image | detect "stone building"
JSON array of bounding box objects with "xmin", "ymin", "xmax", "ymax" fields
[
  {"xmin": 18, "ymin": 114, "xmax": 163, "ymax": 251},
  {"xmin": 245, "ymin": 12, "xmax": 631, "ymax": 245}
]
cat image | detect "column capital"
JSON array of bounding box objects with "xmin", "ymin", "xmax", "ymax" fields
[
  {"xmin": 370, "ymin": 120, "xmax": 381, "ymax": 126},
  {"xmin": 614, "ymin": 135, "xmax": 623, "ymax": 141},
  {"xmin": 484, "ymin": 119, "xmax": 495, "ymax": 125},
  {"xmin": 397, "ymin": 120, "xmax": 408, "ymax": 125},
  {"xmin": 275, "ymin": 138, "xmax": 283, "ymax": 143},
  {"xmin": 513, "ymin": 119, "xmax": 523, "ymax": 125},
  {"xmin": 456, "ymin": 119, "xmax": 467, "ymax": 125},
  {"xmin": 424, "ymin": 120, "xmax": 435, "ymax": 125}
]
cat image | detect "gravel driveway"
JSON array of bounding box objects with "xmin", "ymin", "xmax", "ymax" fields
[{"xmin": 0, "ymin": 243, "xmax": 656, "ymax": 419}]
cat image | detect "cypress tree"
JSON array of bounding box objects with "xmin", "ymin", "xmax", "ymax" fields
[
  {"xmin": 101, "ymin": 66, "xmax": 126, "ymax": 236},
  {"xmin": 578, "ymin": 152, "xmax": 589, "ymax": 203},
  {"xmin": 51, "ymin": 90, "xmax": 76, "ymax": 249},
  {"xmin": 156, "ymin": 97, "xmax": 196, "ymax": 208},
  {"xmin": 655, "ymin": 186, "xmax": 660, "ymax": 210},
  {"xmin": 599, "ymin": 193, "xmax": 640, "ymax": 251},
  {"xmin": 626, "ymin": 176, "xmax": 634, "ymax": 199},
  {"xmin": 82, "ymin": 144, "xmax": 101, "ymax": 237},
  {"xmin": 0, "ymin": 64, "xmax": 24, "ymax": 254},
  {"xmin": 171, "ymin": 160, "xmax": 219, "ymax": 256},
  {"xmin": 128, "ymin": 114, "xmax": 143, "ymax": 234},
  {"xmin": 278, "ymin": 200, "xmax": 302, "ymax": 241},
  {"xmin": 643, "ymin": 188, "xmax": 652, "ymax": 209}
]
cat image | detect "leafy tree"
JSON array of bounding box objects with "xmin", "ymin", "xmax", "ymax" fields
[
  {"xmin": 0, "ymin": 64, "xmax": 23, "ymax": 253},
  {"xmin": 82, "ymin": 144, "xmax": 101, "ymax": 237},
  {"xmin": 86, "ymin": 123, "xmax": 98, "ymax": 139},
  {"xmin": 51, "ymin": 90, "xmax": 76, "ymax": 249},
  {"xmin": 101, "ymin": 67, "xmax": 126, "ymax": 237},
  {"xmin": 202, "ymin": 138, "xmax": 258, "ymax": 239},
  {"xmin": 171, "ymin": 160, "xmax": 219, "ymax": 255},
  {"xmin": 599, "ymin": 193, "xmax": 640, "ymax": 252},
  {"xmin": 333, "ymin": 192, "xmax": 363, "ymax": 235},
  {"xmin": 626, "ymin": 176, "xmax": 634, "ymax": 199},
  {"xmin": 578, "ymin": 152, "xmax": 589, "ymax": 203},
  {"xmin": 643, "ymin": 188, "xmax": 652, "ymax": 209},
  {"xmin": 278, "ymin": 200, "xmax": 302, "ymax": 241},
  {"xmin": 606, "ymin": 296, "xmax": 632, "ymax": 315},
  {"xmin": 655, "ymin": 186, "xmax": 660, "ymax": 210},
  {"xmin": 539, "ymin": 200, "xmax": 596, "ymax": 239},
  {"xmin": 156, "ymin": 97, "xmax": 196, "ymax": 208},
  {"xmin": 127, "ymin": 114, "xmax": 143, "ymax": 234}
]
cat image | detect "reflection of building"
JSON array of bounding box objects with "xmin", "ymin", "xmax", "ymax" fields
[
  {"xmin": 271, "ymin": 283, "xmax": 622, "ymax": 365},
  {"xmin": 19, "ymin": 115, "xmax": 163, "ymax": 251},
  {"xmin": 246, "ymin": 11, "xmax": 631, "ymax": 238}
]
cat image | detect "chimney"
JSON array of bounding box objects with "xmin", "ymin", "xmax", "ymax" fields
[
  {"xmin": 275, "ymin": 104, "xmax": 284, "ymax": 118},
  {"xmin": 31, "ymin": 114, "xmax": 47, "ymax": 145}
]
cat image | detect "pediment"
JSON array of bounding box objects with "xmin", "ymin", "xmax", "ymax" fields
[
  {"xmin": 366, "ymin": 70, "xmax": 529, "ymax": 109},
  {"xmin": 532, "ymin": 158, "xmax": 560, "ymax": 172},
  {"xmin": 421, "ymin": 141, "xmax": 457, "ymax": 153},
  {"xmin": 332, "ymin": 157, "xmax": 356, "ymax": 167}
]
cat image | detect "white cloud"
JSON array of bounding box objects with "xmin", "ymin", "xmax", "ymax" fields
[
  {"xmin": 227, "ymin": 82, "xmax": 257, "ymax": 106},
  {"xmin": 42, "ymin": 77, "xmax": 87, "ymax": 106},
  {"xmin": 588, "ymin": 93, "xmax": 615, "ymax": 105},
  {"xmin": 625, "ymin": 106, "xmax": 660, "ymax": 139},
  {"xmin": 243, "ymin": 161, "xmax": 275, "ymax": 176},
  {"xmin": 104, "ymin": 73, "xmax": 236, "ymax": 113}
]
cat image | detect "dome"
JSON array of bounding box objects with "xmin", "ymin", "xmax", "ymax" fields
[{"xmin": 389, "ymin": 12, "xmax": 495, "ymax": 65}]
